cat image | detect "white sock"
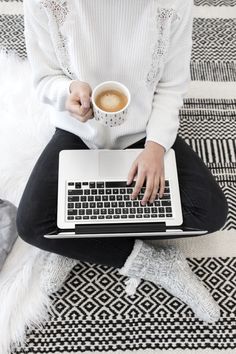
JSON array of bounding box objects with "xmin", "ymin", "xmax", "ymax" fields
[
  {"xmin": 40, "ymin": 253, "xmax": 78, "ymax": 294},
  {"xmin": 118, "ymin": 239, "xmax": 220, "ymax": 323}
]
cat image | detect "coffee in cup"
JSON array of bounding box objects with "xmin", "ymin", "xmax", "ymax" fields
[
  {"xmin": 95, "ymin": 89, "xmax": 128, "ymax": 113},
  {"xmin": 91, "ymin": 81, "xmax": 131, "ymax": 128}
]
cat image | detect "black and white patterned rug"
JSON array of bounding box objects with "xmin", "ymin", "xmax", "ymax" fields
[{"xmin": 0, "ymin": 0, "xmax": 235, "ymax": 353}]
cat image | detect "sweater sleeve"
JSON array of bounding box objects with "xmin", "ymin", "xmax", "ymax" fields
[
  {"xmin": 23, "ymin": 0, "xmax": 73, "ymax": 111},
  {"xmin": 145, "ymin": 0, "xmax": 194, "ymax": 152}
]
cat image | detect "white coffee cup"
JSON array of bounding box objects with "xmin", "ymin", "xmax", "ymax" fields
[{"xmin": 91, "ymin": 81, "xmax": 131, "ymax": 127}]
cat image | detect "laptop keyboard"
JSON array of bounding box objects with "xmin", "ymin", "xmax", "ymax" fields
[{"xmin": 66, "ymin": 180, "xmax": 173, "ymax": 222}]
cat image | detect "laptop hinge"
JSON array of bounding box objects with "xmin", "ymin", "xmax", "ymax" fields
[{"xmin": 75, "ymin": 222, "xmax": 166, "ymax": 235}]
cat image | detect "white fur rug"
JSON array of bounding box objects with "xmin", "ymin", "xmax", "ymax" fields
[{"xmin": 0, "ymin": 51, "xmax": 57, "ymax": 353}]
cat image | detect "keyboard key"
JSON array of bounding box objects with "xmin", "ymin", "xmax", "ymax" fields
[
  {"xmin": 119, "ymin": 202, "xmax": 125, "ymax": 207},
  {"xmin": 68, "ymin": 209, "xmax": 77, "ymax": 215},
  {"xmin": 82, "ymin": 182, "xmax": 88, "ymax": 186},
  {"xmin": 117, "ymin": 195, "xmax": 122, "ymax": 201},
  {"xmin": 114, "ymin": 215, "xmax": 120, "ymax": 219},
  {"xmin": 113, "ymin": 189, "xmax": 119, "ymax": 194},
  {"xmin": 144, "ymin": 215, "xmax": 150, "ymax": 218},
  {"xmin": 151, "ymin": 214, "xmax": 158, "ymax": 217},
  {"xmin": 83, "ymin": 216, "xmax": 89, "ymax": 219},
  {"xmin": 68, "ymin": 203, "xmax": 74, "ymax": 209},
  {"xmin": 165, "ymin": 180, "xmax": 169, "ymax": 186},
  {"xmin": 106, "ymin": 189, "xmax": 111, "ymax": 194},
  {"xmin": 75, "ymin": 216, "xmax": 82, "ymax": 220},
  {"xmin": 141, "ymin": 188, "xmax": 146, "ymax": 193},
  {"xmin": 91, "ymin": 215, "xmax": 97, "ymax": 219},
  {"xmin": 108, "ymin": 209, "xmax": 114, "ymax": 214},
  {"xmin": 159, "ymin": 214, "xmax": 165, "ymax": 218},
  {"xmin": 166, "ymin": 207, "xmax": 172, "ymax": 213},
  {"xmin": 128, "ymin": 215, "xmax": 135, "ymax": 218},
  {"xmin": 68, "ymin": 196, "xmax": 80, "ymax": 202},
  {"xmin": 124, "ymin": 195, "xmax": 129, "ymax": 200},
  {"xmin": 122, "ymin": 208, "xmax": 129, "ymax": 214},
  {"xmin": 75, "ymin": 183, "xmax": 81, "ymax": 188},
  {"xmin": 99, "ymin": 189, "xmax": 105, "ymax": 195},
  {"xmin": 97, "ymin": 182, "xmax": 104, "ymax": 188},
  {"xmin": 109, "ymin": 195, "xmax": 115, "ymax": 201},
  {"xmin": 88, "ymin": 196, "xmax": 94, "ymax": 201},
  {"xmin": 144, "ymin": 207, "xmax": 150, "ymax": 213},
  {"xmin": 163, "ymin": 194, "xmax": 170, "ymax": 200},
  {"xmin": 133, "ymin": 201, "xmax": 139, "ymax": 207},
  {"xmin": 68, "ymin": 216, "xmax": 74, "ymax": 220},
  {"xmin": 111, "ymin": 202, "xmax": 117, "ymax": 208},
  {"xmin": 81, "ymin": 196, "xmax": 87, "ymax": 202},
  {"xmin": 161, "ymin": 200, "xmax": 171, "ymax": 206},
  {"xmin": 82, "ymin": 202, "xmax": 88, "ymax": 208},
  {"xmin": 130, "ymin": 208, "xmax": 136, "ymax": 214},
  {"xmin": 93, "ymin": 209, "xmax": 100, "ymax": 215},
  {"xmin": 127, "ymin": 188, "xmax": 133, "ymax": 194},
  {"xmin": 91, "ymin": 190, "xmax": 97, "ymax": 195},
  {"xmin": 79, "ymin": 210, "xmax": 85, "ymax": 215},
  {"xmin": 89, "ymin": 182, "xmax": 95, "ymax": 188},
  {"xmin": 138, "ymin": 195, "xmax": 143, "ymax": 200},
  {"xmin": 68, "ymin": 182, "xmax": 74, "ymax": 186},
  {"xmin": 75, "ymin": 203, "xmax": 81, "ymax": 208},
  {"xmin": 137, "ymin": 208, "xmax": 143, "ymax": 213},
  {"xmin": 95, "ymin": 196, "xmax": 101, "ymax": 201},
  {"xmin": 136, "ymin": 215, "xmax": 142, "ymax": 218},
  {"xmin": 154, "ymin": 200, "xmax": 161, "ymax": 206},
  {"xmin": 98, "ymin": 215, "xmax": 105, "ymax": 219},
  {"xmin": 97, "ymin": 202, "xmax": 103, "ymax": 208},
  {"xmin": 120, "ymin": 189, "xmax": 126, "ymax": 194},
  {"xmin": 101, "ymin": 209, "xmax": 107, "ymax": 214},
  {"xmin": 68, "ymin": 190, "xmax": 83, "ymax": 195},
  {"xmin": 84, "ymin": 189, "xmax": 90, "ymax": 195},
  {"xmin": 159, "ymin": 207, "xmax": 165, "ymax": 213},
  {"xmin": 115, "ymin": 209, "xmax": 122, "ymax": 214},
  {"xmin": 167, "ymin": 213, "xmax": 173, "ymax": 217},
  {"xmin": 90, "ymin": 202, "xmax": 96, "ymax": 208},
  {"xmin": 102, "ymin": 195, "xmax": 108, "ymax": 201},
  {"xmin": 164, "ymin": 188, "xmax": 170, "ymax": 193},
  {"xmin": 121, "ymin": 215, "xmax": 128, "ymax": 218},
  {"xmin": 126, "ymin": 201, "xmax": 132, "ymax": 207},
  {"xmin": 86, "ymin": 209, "xmax": 92, "ymax": 215},
  {"xmin": 104, "ymin": 202, "xmax": 110, "ymax": 208},
  {"xmin": 106, "ymin": 215, "xmax": 112, "ymax": 219},
  {"xmin": 106, "ymin": 181, "xmax": 127, "ymax": 187}
]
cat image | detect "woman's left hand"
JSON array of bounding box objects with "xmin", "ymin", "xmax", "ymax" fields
[{"xmin": 127, "ymin": 141, "xmax": 165, "ymax": 205}]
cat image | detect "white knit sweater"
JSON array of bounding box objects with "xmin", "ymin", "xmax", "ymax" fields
[{"xmin": 23, "ymin": 0, "xmax": 193, "ymax": 151}]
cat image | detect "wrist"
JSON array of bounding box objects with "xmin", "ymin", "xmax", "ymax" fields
[{"xmin": 145, "ymin": 140, "xmax": 165, "ymax": 154}]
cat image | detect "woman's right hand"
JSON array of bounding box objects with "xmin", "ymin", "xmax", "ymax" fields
[{"xmin": 65, "ymin": 80, "xmax": 94, "ymax": 123}]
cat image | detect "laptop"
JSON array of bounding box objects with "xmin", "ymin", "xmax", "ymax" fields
[{"xmin": 44, "ymin": 148, "xmax": 207, "ymax": 239}]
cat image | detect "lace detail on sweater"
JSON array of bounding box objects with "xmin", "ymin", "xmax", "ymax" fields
[
  {"xmin": 39, "ymin": 0, "xmax": 76, "ymax": 79},
  {"xmin": 146, "ymin": 7, "xmax": 180, "ymax": 91}
]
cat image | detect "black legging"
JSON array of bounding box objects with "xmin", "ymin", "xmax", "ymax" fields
[{"xmin": 16, "ymin": 128, "xmax": 228, "ymax": 268}]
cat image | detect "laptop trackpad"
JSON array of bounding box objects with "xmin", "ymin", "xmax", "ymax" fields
[{"xmin": 99, "ymin": 150, "xmax": 140, "ymax": 179}]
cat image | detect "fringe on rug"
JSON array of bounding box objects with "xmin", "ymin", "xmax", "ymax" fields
[{"xmin": 0, "ymin": 237, "xmax": 51, "ymax": 354}]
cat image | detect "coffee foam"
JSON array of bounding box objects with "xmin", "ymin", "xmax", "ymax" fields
[{"xmin": 95, "ymin": 89, "xmax": 128, "ymax": 112}]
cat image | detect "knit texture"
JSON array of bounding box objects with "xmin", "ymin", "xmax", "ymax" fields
[
  {"xmin": 118, "ymin": 239, "xmax": 221, "ymax": 323},
  {"xmin": 23, "ymin": 0, "xmax": 193, "ymax": 151}
]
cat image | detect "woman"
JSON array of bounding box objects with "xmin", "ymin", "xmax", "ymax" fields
[{"xmin": 16, "ymin": 0, "xmax": 228, "ymax": 322}]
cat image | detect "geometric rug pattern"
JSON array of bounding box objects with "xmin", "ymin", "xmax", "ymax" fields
[{"xmin": 0, "ymin": 0, "xmax": 235, "ymax": 352}]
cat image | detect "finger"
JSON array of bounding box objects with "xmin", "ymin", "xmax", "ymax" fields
[
  {"xmin": 127, "ymin": 161, "xmax": 138, "ymax": 185},
  {"xmin": 141, "ymin": 174, "xmax": 154, "ymax": 205},
  {"xmin": 70, "ymin": 112, "xmax": 88, "ymax": 123},
  {"xmin": 149, "ymin": 176, "xmax": 160, "ymax": 204},
  {"xmin": 131, "ymin": 170, "xmax": 145, "ymax": 200},
  {"xmin": 79, "ymin": 91, "xmax": 91, "ymax": 109},
  {"xmin": 83, "ymin": 108, "xmax": 94, "ymax": 120},
  {"xmin": 159, "ymin": 173, "xmax": 165, "ymax": 198}
]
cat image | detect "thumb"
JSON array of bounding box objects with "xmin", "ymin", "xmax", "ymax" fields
[
  {"xmin": 127, "ymin": 161, "xmax": 138, "ymax": 185},
  {"xmin": 79, "ymin": 89, "xmax": 91, "ymax": 109}
]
